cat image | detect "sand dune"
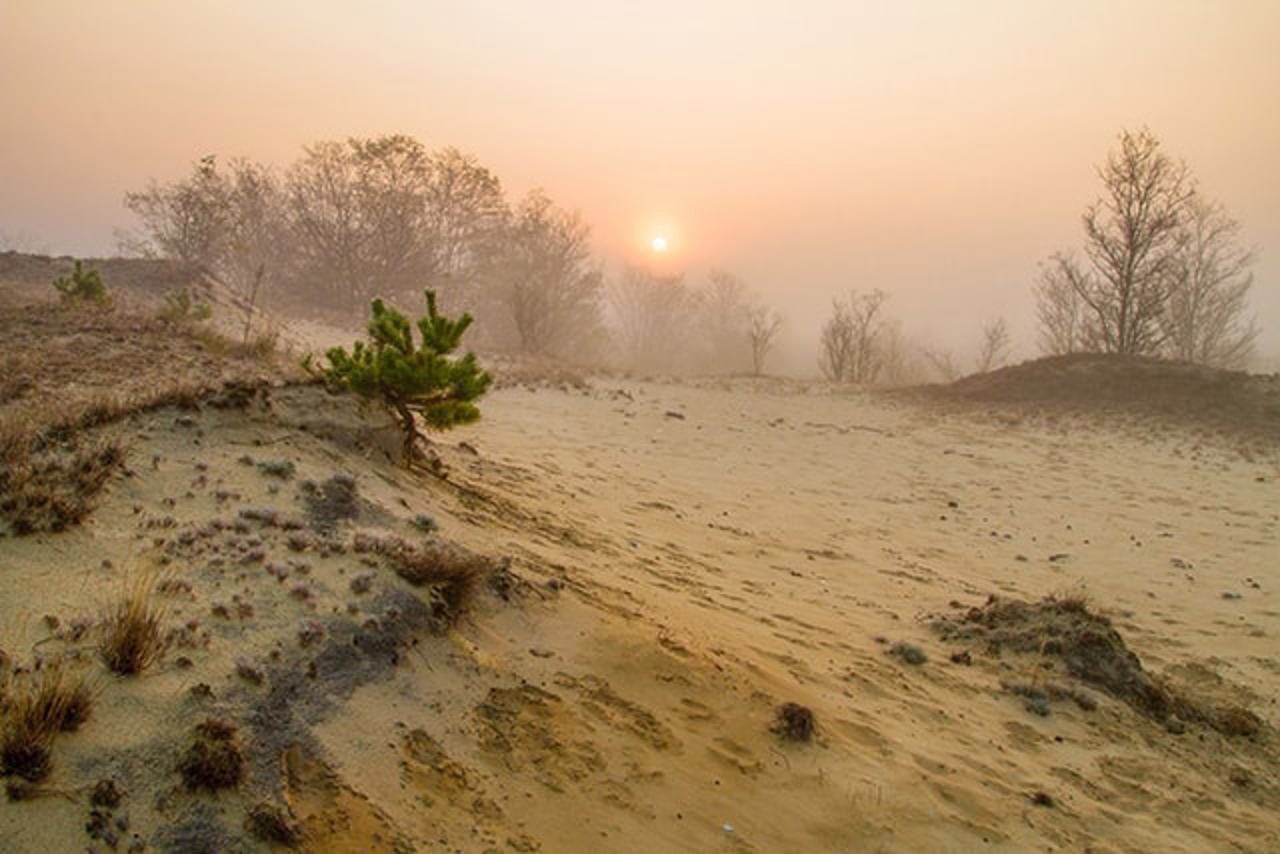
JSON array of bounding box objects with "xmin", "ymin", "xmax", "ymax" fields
[{"xmin": 2, "ymin": 356, "xmax": 1276, "ymax": 852}]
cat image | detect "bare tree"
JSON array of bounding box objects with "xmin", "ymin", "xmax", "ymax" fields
[
  {"xmin": 975, "ymin": 316, "xmax": 1010, "ymax": 373},
  {"xmin": 922, "ymin": 347, "xmax": 961, "ymax": 383},
  {"xmin": 699, "ymin": 270, "xmax": 751, "ymax": 372},
  {"xmin": 492, "ymin": 190, "xmax": 604, "ymax": 357},
  {"xmin": 608, "ymin": 266, "xmax": 692, "ymax": 373},
  {"xmin": 745, "ymin": 302, "xmax": 783, "ymax": 376},
  {"xmin": 423, "ymin": 147, "xmax": 508, "ymax": 299},
  {"xmin": 1034, "ymin": 253, "xmax": 1088, "ymax": 355},
  {"xmin": 1055, "ymin": 129, "xmax": 1194, "ymax": 355},
  {"xmin": 1160, "ymin": 195, "xmax": 1258, "ymax": 368},
  {"xmin": 819, "ymin": 289, "xmax": 887, "ymax": 384},
  {"xmin": 122, "ymin": 154, "xmax": 230, "ymax": 267},
  {"xmin": 285, "ymin": 135, "xmax": 435, "ymax": 310}
]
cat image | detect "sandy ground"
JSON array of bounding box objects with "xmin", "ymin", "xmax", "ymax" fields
[{"xmin": 1, "ymin": 374, "xmax": 1277, "ymax": 852}]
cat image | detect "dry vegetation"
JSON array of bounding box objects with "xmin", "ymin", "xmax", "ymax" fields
[
  {"xmin": 99, "ymin": 573, "xmax": 167, "ymax": 676},
  {"xmin": 932, "ymin": 593, "xmax": 1266, "ymax": 738},
  {"xmin": 0, "ymin": 284, "xmax": 296, "ymax": 537},
  {"xmin": 0, "ymin": 659, "xmax": 95, "ymax": 783},
  {"xmin": 351, "ymin": 533, "xmax": 492, "ymax": 626}
]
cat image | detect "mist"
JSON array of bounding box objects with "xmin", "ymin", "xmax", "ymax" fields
[{"xmin": 3, "ymin": 0, "xmax": 1279, "ymax": 371}]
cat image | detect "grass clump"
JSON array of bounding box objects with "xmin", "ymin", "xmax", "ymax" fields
[
  {"xmin": 771, "ymin": 702, "xmax": 817, "ymax": 742},
  {"xmin": 256, "ymin": 459, "xmax": 296, "ymax": 479},
  {"xmin": 352, "ymin": 534, "xmax": 490, "ymax": 627},
  {"xmin": 0, "ymin": 658, "xmax": 93, "ymax": 782},
  {"xmin": 177, "ymin": 718, "xmax": 244, "ymax": 791},
  {"xmin": 889, "ymin": 641, "xmax": 928, "ymax": 665},
  {"xmin": 100, "ymin": 573, "xmax": 166, "ymax": 675},
  {"xmin": 0, "ymin": 436, "xmax": 125, "ymax": 536},
  {"xmin": 409, "ymin": 513, "xmax": 438, "ymax": 534}
]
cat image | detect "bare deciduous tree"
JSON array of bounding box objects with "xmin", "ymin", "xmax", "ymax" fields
[
  {"xmin": 699, "ymin": 270, "xmax": 751, "ymax": 372},
  {"xmin": 492, "ymin": 190, "xmax": 604, "ymax": 357},
  {"xmin": 1053, "ymin": 129, "xmax": 1194, "ymax": 355},
  {"xmin": 975, "ymin": 316, "xmax": 1010, "ymax": 373},
  {"xmin": 423, "ymin": 147, "xmax": 508, "ymax": 297},
  {"xmin": 1034, "ymin": 253, "xmax": 1088, "ymax": 355},
  {"xmin": 122, "ymin": 154, "xmax": 229, "ymax": 268},
  {"xmin": 819, "ymin": 289, "xmax": 888, "ymax": 384},
  {"xmin": 608, "ymin": 266, "xmax": 692, "ymax": 374},
  {"xmin": 1160, "ymin": 195, "xmax": 1258, "ymax": 369},
  {"xmin": 745, "ymin": 302, "xmax": 783, "ymax": 376},
  {"xmin": 922, "ymin": 347, "xmax": 960, "ymax": 383}
]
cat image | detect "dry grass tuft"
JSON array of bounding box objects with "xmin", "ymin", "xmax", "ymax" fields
[
  {"xmin": 353, "ymin": 534, "xmax": 490, "ymax": 626},
  {"xmin": 245, "ymin": 801, "xmax": 302, "ymax": 846},
  {"xmin": 0, "ymin": 432, "xmax": 125, "ymax": 536},
  {"xmin": 99, "ymin": 573, "xmax": 167, "ymax": 675},
  {"xmin": 771, "ymin": 702, "xmax": 817, "ymax": 742},
  {"xmin": 0, "ymin": 659, "xmax": 92, "ymax": 782},
  {"xmin": 177, "ymin": 718, "xmax": 244, "ymax": 791}
]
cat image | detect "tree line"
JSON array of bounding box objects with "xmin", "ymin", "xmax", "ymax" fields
[
  {"xmin": 120, "ymin": 135, "xmax": 785, "ymax": 374},
  {"xmin": 816, "ymin": 127, "xmax": 1259, "ymax": 385}
]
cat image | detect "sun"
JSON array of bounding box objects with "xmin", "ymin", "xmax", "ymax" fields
[{"xmin": 651, "ymin": 235, "xmax": 668, "ymax": 253}]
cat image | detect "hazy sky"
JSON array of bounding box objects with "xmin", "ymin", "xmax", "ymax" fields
[{"xmin": 2, "ymin": 1, "xmax": 1278, "ymax": 366}]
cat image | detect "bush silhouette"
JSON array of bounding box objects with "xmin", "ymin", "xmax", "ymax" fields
[{"xmin": 312, "ymin": 290, "xmax": 491, "ymax": 469}]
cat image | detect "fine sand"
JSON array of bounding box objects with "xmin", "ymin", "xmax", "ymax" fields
[{"xmin": 1, "ymin": 362, "xmax": 1277, "ymax": 851}]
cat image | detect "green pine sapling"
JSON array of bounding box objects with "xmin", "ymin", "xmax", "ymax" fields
[
  {"xmin": 52, "ymin": 261, "xmax": 109, "ymax": 304},
  {"xmin": 311, "ymin": 290, "xmax": 492, "ymax": 471}
]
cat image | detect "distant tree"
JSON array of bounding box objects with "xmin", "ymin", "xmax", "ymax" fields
[
  {"xmin": 423, "ymin": 147, "xmax": 509, "ymax": 298},
  {"xmin": 700, "ymin": 270, "xmax": 752, "ymax": 372},
  {"xmin": 819, "ymin": 289, "xmax": 887, "ymax": 384},
  {"xmin": 1034, "ymin": 253, "xmax": 1089, "ymax": 355},
  {"xmin": 122, "ymin": 154, "xmax": 230, "ymax": 268},
  {"xmin": 1045, "ymin": 129, "xmax": 1193, "ymax": 355},
  {"xmin": 745, "ymin": 302, "xmax": 783, "ymax": 376},
  {"xmin": 921, "ymin": 347, "xmax": 960, "ymax": 383},
  {"xmin": 608, "ymin": 266, "xmax": 693, "ymax": 374},
  {"xmin": 490, "ymin": 190, "xmax": 604, "ymax": 357},
  {"xmin": 312, "ymin": 290, "xmax": 492, "ymax": 471},
  {"xmin": 1160, "ymin": 195, "xmax": 1258, "ymax": 369},
  {"xmin": 975, "ymin": 316, "xmax": 1010, "ymax": 373},
  {"xmin": 284, "ymin": 136, "xmax": 433, "ymax": 310}
]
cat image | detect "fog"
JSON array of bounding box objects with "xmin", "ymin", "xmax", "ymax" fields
[{"xmin": 2, "ymin": 1, "xmax": 1278, "ymax": 371}]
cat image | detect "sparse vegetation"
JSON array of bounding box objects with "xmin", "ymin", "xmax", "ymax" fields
[
  {"xmin": 256, "ymin": 459, "xmax": 296, "ymax": 479},
  {"xmin": 159, "ymin": 286, "xmax": 212, "ymax": 323},
  {"xmin": 52, "ymin": 260, "xmax": 109, "ymax": 305},
  {"xmin": 933, "ymin": 594, "xmax": 1265, "ymax": 737},
  {"xmin": 0, "ymin": 658, "xmax": 93, "ymax": 782},
  {"xmin": 301, "ymin": 474, "xmax": 359, "ymax": 531},
  {"xmin": 99, "ymin": 573, "xmax": 167, "ymax": 675},
  {"xmin": 311, "ymin": 291, "xmax": 492, "ymax": 468},
  {"xmin": 889, "ymin": 641, "xmax": 928, "ymax": 665},
  {"xmin": 177, "ymin": 718, "xmax": 244, "ymax": 791},
  {"xmin": 353, "ymin": 533, "xmax": 491, "ymax": 626},
  {"xmin": 771, "ymin": 702, "xmax": 816, "ymax": 742},
  {"xmin": 0, "ymin": 436, "xmax": 125, "ymax": 536}
]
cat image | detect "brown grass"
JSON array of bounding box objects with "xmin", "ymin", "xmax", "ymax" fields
[
  {"xmin": 99, "ymin": 572, "xmax": 167, "ymax": 675},
  {"xmin": 352, "ymin": 533, "xmax": 490, "ymax": 625},
  {"xmin": 0, "ymin": 659, "xmax": 93, "ymax": 781}
]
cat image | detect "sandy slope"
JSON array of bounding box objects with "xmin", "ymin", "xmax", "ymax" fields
[{"xmin": 1, "ymin": 376, "xmax": 1277, "ymax": 853}]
